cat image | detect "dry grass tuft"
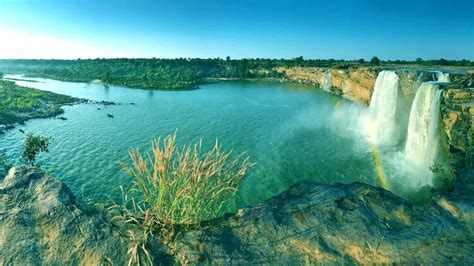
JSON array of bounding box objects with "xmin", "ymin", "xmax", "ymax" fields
[{"xmin": 111, "ymin": 131, "xmax": 253, "ymax": 265}]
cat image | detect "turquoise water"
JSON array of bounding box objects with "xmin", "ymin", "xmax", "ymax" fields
[{"xmin": 1, "ymin": 76, "xmax": 429, "ymax": 208}]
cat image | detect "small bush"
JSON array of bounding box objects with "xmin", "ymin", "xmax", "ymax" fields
[
  {"xmin": 22, "ymin": 134, "xmax": 51, "ymax": 165},
  {"xmin": 0, "ymin": 150, "xmax": 12, "ymax": 175},
  {"xmin": 112, "ymin": 132, "xmax": 253, "ymax": 264},
  {"xmin": 430, "ymin": 160, "xmax": 454, "ymax": 191}
]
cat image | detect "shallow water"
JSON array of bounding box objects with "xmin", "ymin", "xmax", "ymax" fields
[{"xmin": 1, "ymin": 75, "xmax": 431, "ymax": 208}]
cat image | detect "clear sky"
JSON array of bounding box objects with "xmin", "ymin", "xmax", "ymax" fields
[{"xmin": 0, "ymin": 0, "xmax": 473, "ymax": 60}]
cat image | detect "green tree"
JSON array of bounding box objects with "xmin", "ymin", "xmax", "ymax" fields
[
  {"xmin": 370, "ymin": 56, "xmax": 381, "ymax": 65},
  {"xmin": 22, "ymin": 134, "xmax": 51, "ymax": 165},
  {"xmin": 416, "ymin": 57, "xmax": 423, "ymax": 64},
  {"xmin": 438, "ymin": 58, "xmax": 448, "ymax": 66},
  {"xmin": 293, "ymin": 56, "xmax": 304, "ymax": 66}
]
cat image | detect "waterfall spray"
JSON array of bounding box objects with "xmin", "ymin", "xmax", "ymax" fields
[
  {"xmin": 366, "ymin": 70, "xmax": 401, "ymax": 145},
  {"xmin": 322, "ymin": 69, "xmax": 332, "ymax": 91},
  {"xmin": 405, "ymin": 83, "xmax": 442, "ymax": 172},
  {"xmin": 434, "ymin": 71, "xmax": 450, "ymax": 82}
]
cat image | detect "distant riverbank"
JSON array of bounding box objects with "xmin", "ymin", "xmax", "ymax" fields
[{"xmin": 0, "ymin": 80, "xmax": 77, "ymax": 129}]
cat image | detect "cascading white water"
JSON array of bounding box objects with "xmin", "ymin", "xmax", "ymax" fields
[
  {"xmin": 366, "ymin": 70, "xmax": 401, "ymax": 144},
  {"xmin": 404, "ymin": 82, "xmax": 442, "ymax": 170},
  {"xmin": 322, "ymin": 69, "xmax": 331, "ymax": 91},
  {"xmin": 435, "ymin": 71, "xmax": 450, "ymax": 82}
]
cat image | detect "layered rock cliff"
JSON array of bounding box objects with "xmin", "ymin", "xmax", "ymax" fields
[
  {"xmin": 2, "ymin": 167, "xmax": 473, "ymax": 264},
  {"xmin": 441, "ymin": 87, "xmax": 474, "ymax": 170}
]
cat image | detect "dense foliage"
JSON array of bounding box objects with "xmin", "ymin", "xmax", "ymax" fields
[
  {"xmin": 22, "ymin": 134, "xmax": 51, "ymax": 165},
  {"xmin": 0, "ymin": 80, "xmax": 75, "ymax": 124},
  {"xmin": 0, "ymin": 57, "xmax": 471, "ymax": 90}
]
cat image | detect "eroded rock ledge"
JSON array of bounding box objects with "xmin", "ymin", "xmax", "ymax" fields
[
  {"xmin": 1, "ymin": 167, "xmax": 473, "ymax": 264},
  {"xmin": 0, "ymin": 167, "xmax": 130, "ymax": 265}
]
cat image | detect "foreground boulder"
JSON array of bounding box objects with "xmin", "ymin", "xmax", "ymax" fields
[
  {"xmin": 1, "ymin": 167, "xmax": 473, "ymax": 264},
  {"xmin": 0, "ymin": 167, "xmax": 130, "ymax": 265}
]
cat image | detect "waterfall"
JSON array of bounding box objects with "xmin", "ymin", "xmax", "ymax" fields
[
  {"xmin": 434, "ymin": 71, "xmax": 450, "ymax": 82},
  {"xmin": 322, "ymin": 69, "xmax": 331, "ymax": 91},
  {"xmin": 366, "ymin": 70, "xmax": 401, "ymax": 144},
  {"xmin": 404, "ymin": 82, "xmax": 442, "ymax": 168}
]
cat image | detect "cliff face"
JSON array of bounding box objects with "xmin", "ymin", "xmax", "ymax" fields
[
  {"xmin": 2, "ymin": 167, "xmax": 473, "ymax": 264},
  {"xmin": 441, "ymin": 87, "xmax": 474, "ymax": 169},
  {"xmin": 279, "ymin": 66, "xmax": 377, "ymax": 104}
]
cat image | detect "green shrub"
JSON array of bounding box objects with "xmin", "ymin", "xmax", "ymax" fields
[
  {"xmin": 0, "ymin": 150, "xmax": 12, "ymax": 175},
  {"xmin": 430, "ymin": 160, "xmax": 454, "ymax": 191},
  {"xmin": 22, "ymin": 134, "xmax": 51, "ymax": 165},
  {"xmin": 111, "ymin": 132, "xmax": 253, "ymax": 264}
]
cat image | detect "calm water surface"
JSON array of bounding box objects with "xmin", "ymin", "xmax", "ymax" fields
[{"xmin": 1, "ymin": 75, "xmax": 427, "ymax": 208}]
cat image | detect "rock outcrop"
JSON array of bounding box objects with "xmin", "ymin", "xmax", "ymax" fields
[
  {"xmin": 174, "ymin": 181, "xmax": 474, "ymax": 264},
  {"xmin": 2, "ymin": 167, "xmax": 473, "ymax": 264},
  {"xmin": 0, "ymin": 167, "xmax": 130, "ymax": 265},
  {"xmin": 441, "ymin": 87, "xmax": 474, "ymax": 170}
]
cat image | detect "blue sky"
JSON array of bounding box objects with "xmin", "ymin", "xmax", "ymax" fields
[{"xmin": 0, "ymin": 0, "xmax": 473, "ymax": 59}]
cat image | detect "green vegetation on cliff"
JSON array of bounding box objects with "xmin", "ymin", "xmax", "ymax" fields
[{"xmin": 0, "ymin": 80, "xmax": 75, "ymax": 125}]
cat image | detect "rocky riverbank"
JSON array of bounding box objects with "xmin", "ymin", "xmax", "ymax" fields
[{"xmin": 1, "ymin": 167, "xmax": 472, "ymax": 264}]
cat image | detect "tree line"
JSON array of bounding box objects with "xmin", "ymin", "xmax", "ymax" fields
[{"xmin": 0, "ymin": 57, "xmax": 471, "ymax": 90}]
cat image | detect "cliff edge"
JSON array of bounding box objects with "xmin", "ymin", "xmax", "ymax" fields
[{"xmin": 1, "ymin": 167, "xmax": 473, "ymax": 264}]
